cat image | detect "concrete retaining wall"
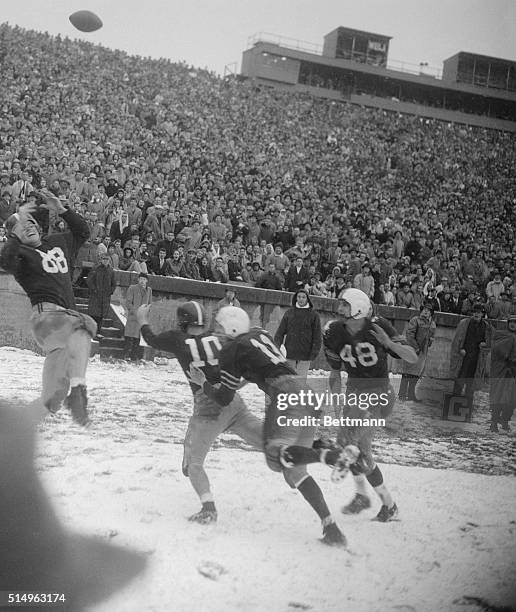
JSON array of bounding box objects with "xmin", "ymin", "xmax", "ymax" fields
[{"xmin": 1, "ymin": 271, "xmax": 502, "ymax": 402}]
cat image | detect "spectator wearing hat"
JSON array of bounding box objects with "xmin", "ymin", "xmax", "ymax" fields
[
  {"xmin": 87, "ymin": 253, "xmax": 116, "ymax": 339},
  {"xmin": 284, "ymin": 256, "xmax": 310, "ymax": 293},
  {"xmin": 215, "ymin": 287, "xmax": 241, "ymax": 314},
  {"xmin": 274, "ymin": 289, "xmax": 322, "ymax": 379},
  {"xmin": 450, "ymin": 304, "xmax": 492, "ymax": 420},
  {"xmin": 398, "ymin": 302, "xmax": 436, "ymax": 401},
  {"xmin": 124, "ymin": 273, "xmax": 152, "ymax": 362},
  {"xmin": 489, "ymin": 315, "xmax": 516, "ymax": 432}
]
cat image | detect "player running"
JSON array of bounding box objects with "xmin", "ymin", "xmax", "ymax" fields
[
  {"xmin": 0, "ymin": 192, "xmax": 96, "ymax": 426},
  {"xmin": 136, "ymin": 301, "xmax": 263, "ymax": 524},
  {"xmin": 188, "ymin": 306, "xmax": 346, "ymax": 547},
  {"xmin": 281, "ymin": 289, "xmax": 418, "ymax": 522}
]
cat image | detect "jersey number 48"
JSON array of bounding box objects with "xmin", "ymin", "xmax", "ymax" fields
[{"xmin": 339, "ymin": 342, "xmax": 378, "ymax": 367}]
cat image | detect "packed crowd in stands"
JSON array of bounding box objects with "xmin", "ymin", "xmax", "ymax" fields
[{"xmin": 1, "ymin": 24, "xmax": 515, "ymax": 319}]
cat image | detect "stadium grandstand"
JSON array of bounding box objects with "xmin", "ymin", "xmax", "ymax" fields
[{"xmin": 0, "ymin": 22, "xmax": 515, "ymax": 319}]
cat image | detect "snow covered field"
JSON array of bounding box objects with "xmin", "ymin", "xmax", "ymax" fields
[{"xmin": 2, "ymin": 347, "xmax": 515, "ymax": 612}]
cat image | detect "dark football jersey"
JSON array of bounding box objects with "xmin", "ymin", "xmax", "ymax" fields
[
  {"xmin": 323, "ymin": 316, "xmax": 404, "ymax": 387},
  {"xmin": 205, "ymin": 327, "xmax": 296, "ymax": 406},
  {"xmin": 140, "ymin": 326, "xmax": 228, "ymax": 393},
  {"xmin": 0, "ymin": 210, "xmax": 89, "ymax": 309}
]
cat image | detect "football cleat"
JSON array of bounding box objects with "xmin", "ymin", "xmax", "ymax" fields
[
  {"xmin": 312, "ymin": 437, "xmax": 338, "ymax": 450},
  {"xmin": 188, "ymin": 509, "xmax": 218, "ymax": 524},
  {"xmin": 65, "ymin": 385, "xmax": 90, "ymax": 427},
  {"xmin": 341, "ymin": 493, "xmax": 371, "ymax": 515},
  {"xmin": 372, "ymin": 503, "xmax": 399, "ymax": 522},
  {"xmin": 331, "ymin": 444, "xmax": 360, "ymax": 483},
  {"xmin": 321, "ymin": 519, "xmax": 346, "ymax": 547}
]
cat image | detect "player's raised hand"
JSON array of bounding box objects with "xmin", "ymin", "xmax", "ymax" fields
[
  {"xmin": 17, "ymin": 201, "xmax": 38, "ymax": 220},
  {"xmin": 136, "ymin": 304, "xmax": 151, "ymax": 326},
  {"xmin": 37, "ymin": 188, "xmax": 66, "ymax": 213},
  {"xmin": 188, "ymin": 364, "xmax": 206, "ymax": 387},
  {"xmin": 370, "ymin": 323, "xmax": 391, "ymax": 347}
]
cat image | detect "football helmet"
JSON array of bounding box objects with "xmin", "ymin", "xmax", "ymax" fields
[
  {"xmin": 177, "ymin": 301, "xmax": 206, "ymax": 329},
  {"xmin": 338, "ymin": 288, "xmax": 372, "ymax": 320},
  {"xmin": 215, "ymin": 306, "xmax": 250, "ymax": 338}
]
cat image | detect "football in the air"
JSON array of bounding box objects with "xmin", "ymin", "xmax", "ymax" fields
[{"xmin": 69, "ymin": 10, "xmax": 103, "ymax": 33}]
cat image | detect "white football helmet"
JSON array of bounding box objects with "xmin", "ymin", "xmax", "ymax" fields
[
  {"xmin": 338, "ymin": 288, "xmax": 372, "ymax": 320},
  {"xmin": 215, "ymin": 306, "xmax": 250, "ymax": 338}
]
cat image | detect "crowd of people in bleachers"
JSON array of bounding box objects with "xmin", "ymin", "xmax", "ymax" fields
[{"xmin": 0, "ymin": 23, "xmax": 515, "ymax": 319}]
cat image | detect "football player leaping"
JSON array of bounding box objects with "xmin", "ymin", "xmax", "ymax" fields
[
  {"xmin": 137, "ymin": 301, "xmax": 263, "ymax": 524},
  {"xmin": 188, "ymin": 306, "xmax": 346, "ymax": 547},
  {"xmin": 0, "ymin": 193, "xmax": 96, "ymax": 426},
  {"xmin": 281, "ymin": 289, "xmax": 418, "ymax": 522}
]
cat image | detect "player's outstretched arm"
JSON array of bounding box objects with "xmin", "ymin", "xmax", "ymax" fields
[
  {"xmin": 371, "ymin": 323, "xmax": 418, "ymax": 363},
  {"xmin": 137, "ymin": 305, "xmax": 179, "ymax": 354}
]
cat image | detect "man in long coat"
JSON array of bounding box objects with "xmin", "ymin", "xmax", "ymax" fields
[
  {"xmin": 489, "ymin": 315, "xmax": 516, "ymax": 432},
  {"xmin": 449, "ymin": 304, "xmax": 492, "ymax": 421},
  {"xmin": 87, "ymin": 254, "xmax": 116, "ymax": 337},
  {"xmin": 124, "ymin": 273, "xmax": 152, "ymax": 361},
  {"xmin": 398, "ymin": 302, "xmax": 436, "ymax": 401}
]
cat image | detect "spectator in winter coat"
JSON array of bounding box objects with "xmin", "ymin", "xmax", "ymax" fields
[
  {"xmin": 398, "ymin": 302, "xmax": 436, "ymax": 401},
  {"xmin": 489, "ymin": 315, "xmax": 516, "ymax": 432},
  {"xmin": 274, "ymin": 289, "xmax": 322, "ymax": 379},
  {"xmin": 124, "ymin": 273, "xmax": 152, "ymax": 361},
  {"xmin": 450, "ymin": 304, "xmax": 492, "ymax": 420},
  {"xmin": 87, "ymin": 254, "xmax": 116, "ymax": 338}
]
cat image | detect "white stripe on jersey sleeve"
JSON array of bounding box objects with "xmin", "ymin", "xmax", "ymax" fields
[
  {"xmin": 221, "ymin": 371, "xmax": 241, "ymax": 390},
  {"xmin": 192, "ymin": 301, "xmax": 203, "ymax": 325}
]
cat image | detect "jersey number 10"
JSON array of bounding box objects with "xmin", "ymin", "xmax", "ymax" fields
[{"xmin": 185, "ymin": 336, "xmax": 223, "ymax": 367}]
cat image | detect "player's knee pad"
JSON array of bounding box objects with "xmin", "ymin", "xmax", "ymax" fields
[{"xmin": 366, "ymin": 465, "xmax": 383, "ymax": 488}]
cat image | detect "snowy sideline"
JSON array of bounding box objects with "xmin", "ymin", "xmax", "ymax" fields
[{"xmin": 1, "ymin": 347, "xmax": 515, "ymax": 612}]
